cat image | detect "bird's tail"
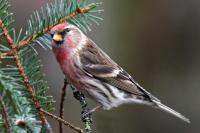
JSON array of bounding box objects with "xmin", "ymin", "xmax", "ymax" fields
[{"xmin": 152, "ymin": 100, "xmax": 190, "ymax": 123}]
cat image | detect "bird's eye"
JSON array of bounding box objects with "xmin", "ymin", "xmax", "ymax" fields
[
  {"xmin": 59, "ymin": 28, "xmax": 70, "ymax": 36},
  {"xmin": 64, "ymin": 28, "xmax": 70, "ymax": 33}
]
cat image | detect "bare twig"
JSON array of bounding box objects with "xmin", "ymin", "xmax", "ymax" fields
[
  {"xmin": 59, "ymin": 79, "xmax": 68, "ymax": 133},
  {"xmin": 40, "ymin": 109, "xmax": 83, "ymax": 133},
  {"xmin": 0, "ymin": 95, "xmax": 11, "ymax": 133}
]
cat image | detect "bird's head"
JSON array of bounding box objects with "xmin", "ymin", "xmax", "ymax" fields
[{"xmin": 50, "ymin": 23, "xmax": 86, "ymax": 49}]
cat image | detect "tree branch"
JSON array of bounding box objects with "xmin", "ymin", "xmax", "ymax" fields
[
  {"xmin": 13, "ymin": 52, "xmax": 48, "ymax": 124},
  {"xmin": 40, "ymin": 109, "xmax": 83, "ymax": 133},
  {"xmin": 0, "ymin": 20, "xmax": 15, "ymax": 49},
  {"xmin": 0, "ymin": 19, "xmax": 49, "ymax": 128},
  {"xmin": 17, "ymin": 6, "xmax": 93, "ymax": 50},
  {"xmin": 59, "ymin": 79, "xmax": 68, "ymax": 133},
  {"xmin": 0, "ymin": 94, "xmax": 11, "ymax": 133},
  {"xmin": 0, "ymin": 51, "xmax": 14, "ymax": 59}
]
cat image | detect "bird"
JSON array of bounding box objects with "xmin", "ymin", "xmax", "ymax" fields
[{"xmin": 50, "ymin": 23, "xmax": 190, "ymax": 123}]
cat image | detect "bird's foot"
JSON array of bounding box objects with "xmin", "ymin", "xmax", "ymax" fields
[
  {"xmin": 81, "ymin": 108, "xmax": 93, "ymax": 123},
  {"xmin": 81, "ymin": 105, "xmax": 102, "ymax": 121}
]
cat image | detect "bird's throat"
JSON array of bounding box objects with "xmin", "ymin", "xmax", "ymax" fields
[{"xmin": 54, "ymin": 47, "xmax": 70, "ymax": 65}]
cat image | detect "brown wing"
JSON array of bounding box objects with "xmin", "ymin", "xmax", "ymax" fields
[{"xmin": 79, "ymin": 39, "xmax": 159, "ymax": 101}]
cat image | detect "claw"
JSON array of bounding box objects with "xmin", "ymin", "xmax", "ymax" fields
[
  {"xmin": 81, "ymin": 105, "xmax": 102, "ymax": 122},
  {"xmin": 81, "ymin": 109, "xmax": 92, "ymax": 122}
]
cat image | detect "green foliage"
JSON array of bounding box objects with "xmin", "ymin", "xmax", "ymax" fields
[
  {"xmin": 0, "ymin": 68, "xmax": 42, "ymax": 133},
  {"xmin": 0, "ymin": 116, "xmax": 6, "ymax": 133},
  {"xmin": 0, "ymin": 0, "xmax": 102, "ymax": 132},
  {"xmin": 0, "ymin": 0, "xmax": 14, "ymax": 52},
  {"xmin": 0, "ymin": 0, "xmax": 14, "ymax": 34},
  {"xmin": 24, "ymin": 0, "xmax": 103, "ymax": 48},
  {"xmin": 19, "ymin": 46, "xmax": 54, "ymax": 112}
]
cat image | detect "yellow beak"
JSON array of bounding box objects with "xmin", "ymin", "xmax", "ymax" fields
[{"xmin": 53, "ymin": 34, "xmax": 63, "ymax": 42}]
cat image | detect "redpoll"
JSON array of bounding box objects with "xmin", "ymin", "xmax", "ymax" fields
[{"xmin": 50, "ymin": 23, "xmax": 190, "ymax": 123}]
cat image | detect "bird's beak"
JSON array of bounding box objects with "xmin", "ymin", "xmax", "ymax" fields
[{"xmin": 53, "ymin": 33, "xmax": 63, "ymax": 42}]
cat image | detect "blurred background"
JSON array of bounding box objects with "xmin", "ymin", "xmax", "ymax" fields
[{"xmin": 11, "ymin": 0, "xmax": 199, "ymax": 133}]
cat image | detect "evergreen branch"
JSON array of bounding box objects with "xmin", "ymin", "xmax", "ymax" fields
[
  {"xmin": 0, "ymin": 19, "xmax": 14, "ymax": 59},
  {"xmin": 17, "ymin": 3, "xmax": 98, "ymax": 50},
  {"xmin": 19, "ymin": 47, "xmax": 54, "ymax": 113},
  {"xmin": 0, "ymin": 19, "xmax": 14, "ymax": 48},
  {"xmin": 40, "ymin": 108, "xmax": 84, "ymax": 133},
  {"xmin": 13, "ymin": 53, "xmax": 48, "ymax": 125},
  {"xmin": 0, "ymin": 51, "xmax": 13, "ymax": 58},
  {"xmin": 0, "ymin": 18, "xmax": 49, "ymax": 127},
  {"xmin": 0, "ymin": 94, "xmax": 11, "ymax": 133},
  {"xmin": 59, "ymin": 79, "xmax": 68, "ymax": 133}
]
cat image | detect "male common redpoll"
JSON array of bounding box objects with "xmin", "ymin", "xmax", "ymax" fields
[{"xmin": 50, "ymin": 23, "xmax": 190, "ymax": 123}]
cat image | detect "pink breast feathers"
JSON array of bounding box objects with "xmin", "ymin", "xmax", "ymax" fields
[
  {"xmin": 55, "ymin": 47, "xmax": 70, "ymax": 65},
  {"xmin": 55, "ymin": 48, "xmax": 77, "ymax": 79}
]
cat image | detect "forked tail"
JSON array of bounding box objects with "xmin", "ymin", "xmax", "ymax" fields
[{"xmin": 153, "ymin": 100, "xmax": 190, "ymax": 123}]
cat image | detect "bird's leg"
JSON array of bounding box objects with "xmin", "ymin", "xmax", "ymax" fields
[{"xmin": 71, "ymin": 86, "xmax": 92, "ymax": 133}]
